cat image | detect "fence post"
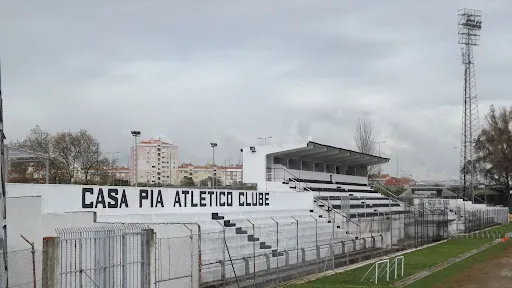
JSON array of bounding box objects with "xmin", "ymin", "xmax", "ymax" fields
[
  {"xmin": 271, "ymin": 217, "xmax": 279, "ymax": 284},
  {"xmin": 42, "ymin": 236, "xmax": 59, "ymax": 288},
  {"xmin": 144, "ymin": 229, "xmax": 155, "ymax": 288}
]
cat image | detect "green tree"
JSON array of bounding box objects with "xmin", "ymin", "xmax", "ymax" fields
[
  {"xmin": 199, "ymin": 176, "xmax": 223, "ymax": 187},
  {"xmin": 181, "ymin": 176, "xmax": 196, "ymax": 187}
]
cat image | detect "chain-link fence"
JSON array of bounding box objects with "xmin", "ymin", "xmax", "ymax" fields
[
  {"xmin": 197, "ymin": 199, "xmax": 464, "ymax": 288},
  {"xmin": 1, "ymin": 248, "xmax": 42, "ymax": 288},
  {"xmin": 462, "ymin": 206, "xmax": 509, "ymax": 233},
  {"xmin": 199, "ymin": 215, "xmax": 399, "ymax": 288},
  {"xmin": 153, "ymin": 224, "xmax": 200, "ymax": 288},
  {"xmin": 1, "ymin": 205, "xmax": 507, "ymax": 288}
]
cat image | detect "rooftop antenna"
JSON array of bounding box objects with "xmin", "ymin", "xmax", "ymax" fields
[{"xmin": 458, "ymin": 8, "xmax": 482, "ymax": 203}]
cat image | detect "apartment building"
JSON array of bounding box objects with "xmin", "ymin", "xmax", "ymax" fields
[
  {"xmin": 109, "ymin": 167, "xmax": 131, "ymax": 182},
  {"xmin": 178, "ymin": 163, "xmax": 243, "ymax": 186},
  {"xmin": 130, "ymin": 138, "xmax": 179, "ymax": 185}
]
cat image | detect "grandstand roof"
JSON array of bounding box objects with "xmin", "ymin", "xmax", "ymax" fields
[
  {"xmin": 268, "ymin": 141, "xmax": 390, "ymax": 166},
  {"xmin": 6, "ymin": 146, "xmax": 49, "ymax": 160}
]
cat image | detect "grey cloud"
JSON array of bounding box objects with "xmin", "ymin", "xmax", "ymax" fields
[{"xmin": 1, "ymin": 0, "xmax": 512, "ymax": 180}]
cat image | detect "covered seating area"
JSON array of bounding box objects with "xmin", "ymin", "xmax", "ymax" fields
[{"xmin": 269, "ymin": 141, "xmax": 389, "ymax": 178}]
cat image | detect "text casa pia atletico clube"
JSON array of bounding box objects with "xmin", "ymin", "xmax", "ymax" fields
[{"xmin": 81, "ymin": 187, "xmax": 271, "ymax": 209}]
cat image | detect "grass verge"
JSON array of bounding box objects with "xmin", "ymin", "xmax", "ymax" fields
[
  {"xmin": 409, "ymin": 240, "xmax": 512, "ymax": 288},
  {"xmin": 287, "ymin": 223, "xmax": 512, "ymax": 288},
  {"xmin": 287, "ymin": 238, "xmax": 494, "ymax": 288}
]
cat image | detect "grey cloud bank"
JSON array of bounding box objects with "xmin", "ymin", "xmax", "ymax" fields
[{"xmin": 1, "ymin": 0, "xmax": 511, "ymax": 180}]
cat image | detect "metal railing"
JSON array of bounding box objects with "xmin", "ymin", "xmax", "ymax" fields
[
  {"xmin": 265, "ymin": 167, "xmax": 313, "ymax": 192},
  {"xmin": 199, "ymin": 217, "xmax": 385, "ymax": 287}
]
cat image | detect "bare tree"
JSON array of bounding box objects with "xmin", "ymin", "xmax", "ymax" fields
[
  {"xmin": 13, "ymin": 126, "xmax": 111, "ymax": 184},
  {"xmin": 475, "ymin": 105, "xmax": 512, "ymax": 206},
  {"xmin": 52, "ymin": 131, "xmax": 82, "ymax": 183},
  {"xmin": 75, "ymin": 130, "xmax": 102, "ymax": 184},
  {"xmin": 353, "ymin": 113, "xmax": 377, "ymax": 176},
  {"xmin": 12, "ymin": 126, "xmax": 65, "ymax": 183}
]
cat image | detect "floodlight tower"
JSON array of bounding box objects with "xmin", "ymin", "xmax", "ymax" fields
[{"xmin": 458, "ymin": 8, "xmax": 482, "ymax": 202}]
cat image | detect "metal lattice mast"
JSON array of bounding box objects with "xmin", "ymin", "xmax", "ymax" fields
[{"xmin": 458, "ymin": 9, "xmax": 482, "ymax": 203}]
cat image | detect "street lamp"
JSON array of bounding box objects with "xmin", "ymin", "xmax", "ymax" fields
[
  {"xmin": 210, "ymin": 142, "xmax": 217, "ymax": 189},
  {"xmin": 106, "ymin": 151, "xmax": 120, "ymax": 185},
  {"xmin": 131, "ymin": 130, "xmax": 141, "ymax": 187},
  {"xmin": 258, "ymin": 136, "xmax": 272, "ymax": 145},
  {"xmin": 374, "ymin": 140, "xmax": 386, "ymax": 176}
]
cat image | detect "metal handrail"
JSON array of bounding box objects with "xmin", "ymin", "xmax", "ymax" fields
[
  {"xmin": 314, "ymin": 196, "xmax": 361, "ymax": 227},
  {"xmin": 369, "ymin": 180, "xmax": 434, "ymax": 214},
  {"xmin": 266, "ymin": 167, "xmax": 313, "ymax": 192}
]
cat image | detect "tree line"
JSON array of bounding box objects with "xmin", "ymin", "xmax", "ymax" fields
[{"xmin": 9, "ymin": 126, "xmax": 115, "ymax": 184}]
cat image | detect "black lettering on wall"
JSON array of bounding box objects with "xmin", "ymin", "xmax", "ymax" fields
[
  {"xmin": 219, "ymin": 191, "xmax": 226, "ymax": 207},
  {"xmin": 208, "ymin": 191, "xmax": 214, "ymax": 205},
  {"xmin": 200, "ymin": 191, "xmax": 206, "ymax": 207},
  {"xmin": 191, "ymin": 191, "xmax": 198, "ymax": 207},
  {"xmin": 264, "ymin": 193, "xmax": 270, "ymax": 206},
  {"xmin": 251, "ymin": 192, "xmax": 257, "ymax": 206},
  {"xmin": 239, "ymin": 192, "xmax": 245, "ymax": 206},
  {"xmin": 95, "ymin": 188, "xmax": 106, "ymax": 208},
  {"xmin": 139, "ymin": 189, "xmax": 148, "ymax": 208},
  {"xmin": 173, "ymin": 191, "xmax": 182, "ymax": 207},
  {"xmin": 82, "ymin": 188, "xmax": 94, "ymax": 208},
  {"xmin": 182, "ymin": 191, "xmax": 189, "ymax": 207},
  {"xmin": 119, "ymin": 189, "xmax": 129, "ymax": 208},
  {"xmin": 107, "ymin": 189, "xmax": 119, "ymax": 208},
  {"xmin": 155, "ymin": 190, "xmax": 164, "ymax": 207},
  {"xmin": 226, "ymin": 192, "xmax": 233, "ymax": 207}
]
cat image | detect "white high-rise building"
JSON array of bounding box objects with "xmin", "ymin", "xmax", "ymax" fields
[{"xmin": 130, "ymin": 138, "xmax": 179, "ymax": 185}]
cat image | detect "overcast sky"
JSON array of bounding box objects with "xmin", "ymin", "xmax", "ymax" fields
[{"xmin": 1, "ymin": 1, "xmax": 511, "ymax": 181}]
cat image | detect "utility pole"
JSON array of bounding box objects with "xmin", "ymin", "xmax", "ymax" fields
[
  {"xmin": 374, "ymin": 140, "xmax": 386, "ymax": 175},
  {"xmin": 396, "ymin": 152, "xmax": 399, "ymax": 179},
  {"xmin": 106, "ymin": 152, "xmax": 119, "ymax": 185}
]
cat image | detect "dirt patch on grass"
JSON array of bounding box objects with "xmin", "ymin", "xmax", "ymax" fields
[{"xmin": 433, "ymin": 242, "xmax": 512, "ymax": 288}]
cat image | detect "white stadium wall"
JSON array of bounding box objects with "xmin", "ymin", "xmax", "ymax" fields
[
  {"xmin": 242, "ymin": 142, "xmax": 307, "ymax": 187},
  {"xmin": 7, "ymin": 184, "xmax": 313, "ymax": 216}
]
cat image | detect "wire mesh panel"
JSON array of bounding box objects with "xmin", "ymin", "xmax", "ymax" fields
[
  {"xmin": 3, "ymin": 248, "xmax": 42, "ymax": 288},
  {"xmin": 155, "ymin": 233, "xmax": 198, "ymax": 288},
  {"xmin": 56, "ymin": 225, "xmax": 150, "ymax": 288}
]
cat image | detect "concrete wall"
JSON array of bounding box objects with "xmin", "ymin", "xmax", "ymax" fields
[
  {"xmin": 242, "ymin": 142, "xmax": 306, "ymax": 187},
  {"xmin": 7, "ymin": 196, "xmax": 97, "ymax": 251}
]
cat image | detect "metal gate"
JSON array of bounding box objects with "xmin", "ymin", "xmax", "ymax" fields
[
  {"xmin": 154, "ymin": 226, "xmax": 200, "ymax": 288},
  {"xmin": 56, "ymin": 225, "xmax": 151, "ymax": 288}
]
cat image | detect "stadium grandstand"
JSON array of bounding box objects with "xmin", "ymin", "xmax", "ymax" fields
[{"xmin": 2, "ymin": 141, "xmax": 509, "ymax": 287}]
